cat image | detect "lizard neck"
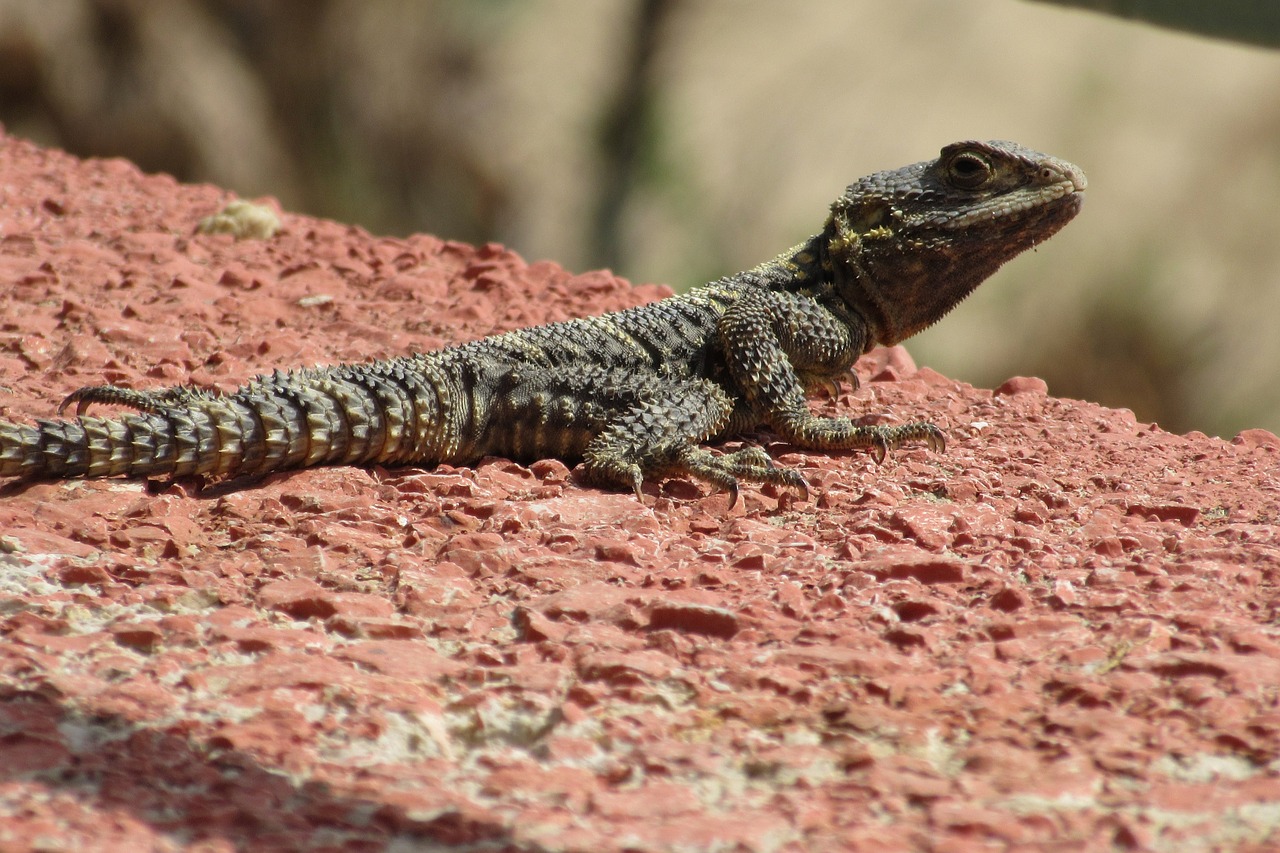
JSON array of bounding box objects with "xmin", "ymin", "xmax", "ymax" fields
[
  {"xmin": 821, "ymin": 205, "xmax": 981, "ymax": 348},
  {"xmin": 721, "ymin": 234, "xmax": 880, "ymax": 356},
  {"xmin": 814, "ymin": 230, "xmax": 893, "ymax": 349}
]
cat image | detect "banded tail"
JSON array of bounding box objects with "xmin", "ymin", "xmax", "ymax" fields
[{"xmin": 0, "ymin": 357, "xmax": 458, "ymax": 482}]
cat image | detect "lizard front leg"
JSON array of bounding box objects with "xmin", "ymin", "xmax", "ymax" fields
[{"xmin": 718, "ymin": 288, "xmax": 944, "ymax": 462}]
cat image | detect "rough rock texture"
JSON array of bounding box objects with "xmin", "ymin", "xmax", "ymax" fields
[{"xmin": 2, "ymin": 130, "xmax": 1280, "ymax": 852}]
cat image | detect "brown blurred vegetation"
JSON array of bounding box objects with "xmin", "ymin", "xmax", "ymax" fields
[{"xmin": 2, "ymin": 0, "xmax": 1279, "ymax": 438}]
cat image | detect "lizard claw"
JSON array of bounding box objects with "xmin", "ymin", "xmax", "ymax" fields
[
  {"xmin": 58, "ymin": 389, "xmax": 91, "ymax": 417},
  {"xmin": 924, "ymin": 425, "xmax": 946, "ymax": 454},
  {"xmin": 869, "ymin": 437, "xmax": 889, "ymax": 465},
  {"xmin": 793, "ymin": 474, "xmax": 811, "ymax": 503}
]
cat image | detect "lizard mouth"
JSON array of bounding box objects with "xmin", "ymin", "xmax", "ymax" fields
[{"xmin": 945, "ymin": 176, "xmax": 1084, "ymax": 232}]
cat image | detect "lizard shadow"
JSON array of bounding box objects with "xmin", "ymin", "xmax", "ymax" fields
[
  {"xmin": 1, "ymin": 468, "xmax": 370, "ymax": 500},
  {"xmin": 0, "ymin": 685, "xmax": 543, "ymax": 850}
]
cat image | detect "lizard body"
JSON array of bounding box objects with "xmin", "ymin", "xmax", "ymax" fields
[{"xmin": 0, "ymin": 141, "xmax": 1085, "ymax": 501}]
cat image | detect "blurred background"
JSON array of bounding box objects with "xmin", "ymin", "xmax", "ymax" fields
[{"xmin": 1, "ymin": 0, "xmax": 1279, "ymax": 438}]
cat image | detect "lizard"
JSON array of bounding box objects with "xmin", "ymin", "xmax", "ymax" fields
[{"xmin": 0, "ymin": 140, "xmax": 1085, "ymax": 504}]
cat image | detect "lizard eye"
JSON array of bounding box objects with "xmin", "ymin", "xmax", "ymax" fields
[{"xmin": 946, "ymin": 151, "xmax": 993, "ymax": 190}]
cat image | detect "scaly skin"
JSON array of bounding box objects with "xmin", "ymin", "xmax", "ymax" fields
[{"xmin": 0, "ymin": 141, "xmax": 1085, "ymax": 502}]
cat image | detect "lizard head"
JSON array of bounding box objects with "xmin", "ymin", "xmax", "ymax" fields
[{"xmin": 824, "ymin": 140, "xmax": 1086, "ymax": 346}]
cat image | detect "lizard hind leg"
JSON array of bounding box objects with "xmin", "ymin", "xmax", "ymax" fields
[
  {"xmin": 580, "ymin": 374, "xmax": 732, "ymax": 500},
  {"xmin": 580, "ymin": 376, "xmax": 806, "ymax": 504}
]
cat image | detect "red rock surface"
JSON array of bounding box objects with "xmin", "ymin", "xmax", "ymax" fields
[{"xmin": 2, "ymin": 129, "xmax": 1280, "ymax": 851}]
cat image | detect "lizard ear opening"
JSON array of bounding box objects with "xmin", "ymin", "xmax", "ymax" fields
[{"xmin": 831, "ymin": 197, "xmax": 893, "ymax": 237}]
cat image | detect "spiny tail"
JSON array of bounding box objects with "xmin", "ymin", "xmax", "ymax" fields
[{"xmin": 0, "ymin": 356, "xmax": 460, "ymax": 482}]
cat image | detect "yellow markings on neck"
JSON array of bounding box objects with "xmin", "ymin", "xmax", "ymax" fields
[{"xmin": 828, "ymin": 228, "xmax": 859, "ymax": 258}]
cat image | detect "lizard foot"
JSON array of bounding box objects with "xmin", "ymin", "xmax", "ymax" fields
[
  {"xmin": 59, "ymin": 384, "xmax": 211, "ymax": 416},
  {"xmin": 670, "ymin": 445, "xmax": 809, "ymax": 509},
  {"xmin": 863, "ymin": 421, "xmax": 946, "ymax": 464},
  {"xmin": 581, "ymin": 443, "xmax": 808, "ymax": 507}
]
